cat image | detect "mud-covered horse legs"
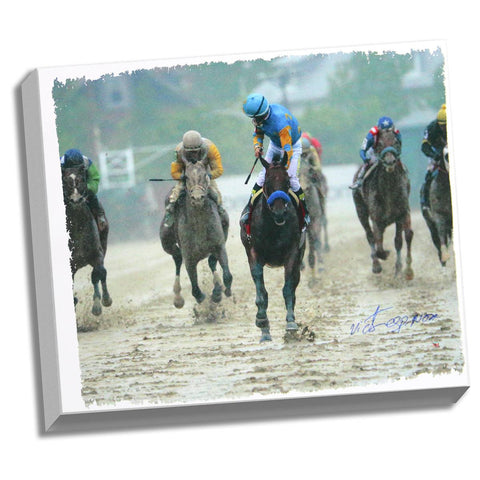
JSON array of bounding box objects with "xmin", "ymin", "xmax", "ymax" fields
[
  {"xmin": 403, "ymin": 215, "xmax": 414, "ymax": 279},
  {"xmin": 91, "ymin": 263, "xmax": 112, "ymax": 316},
  {"xmin": 247, "ymin": 251, "xmax": 301, "ymax": 342},
  {"xmin": 354, "ymin": 192, "xmax": 384, "ymax": 274},
  {"xmin": 283, "ymin": 253, "xmax": 301, "ymax": 331},
  {"xmin": 248, "ymin": 257, "xmax": 271, "ymax": 342},
  {"xmin": 393, "ymin": 218, "xmax": 414, "ymax": 280},
  {"xmin": 208, "ymin": 248, "xmax": 233, "ymax": 304}
]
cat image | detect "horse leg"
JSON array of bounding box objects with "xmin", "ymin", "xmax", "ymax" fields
[
  {"xmin": 320, "ymin": 199, "xmax": 330, "ymax": 253},
  {"xmin": 173, "ymin": 250, "xmax": 184, "ymax": 308},
  {"xmin": 216, "ymin": 246, "xmax": 233, "ymax": 298},
  {"xmin": 394, "ymin": 221, "xmax": 403, "ymax": 277},
  {"xmin": 354, "ymin": 192, "xmax": 381, "ymax": 273},
  {"xmin": 283, "ymin": 254, "xmax": 301, "ymax": 332},
  {"xmin": 91, "ymin": 265, "xmax": 106, "ymax": 316},
  {"xmin": 208, "ymin": 254, "xmax": 223, "ymax": 303},
  {"xmin": 249, "ymin": 258, "xmax": 270, "ymax": 342},
  {"xmin": 307, "ymin": 229, "xmax": 316, "ymax": 276},
  {"xmin": 185, "ymin": 259, "xmax": 206, "ymax": 304},
  {"xmin": 372, "ymin": 221, "xmax": 389, "ymax": 261},
  {"xmin": 403, "ymin": 214, "xmax": 414, "ymax": 280},
  {"xmin": 434, "ymin": 214, "xmax": 450, "ymax": 266}
]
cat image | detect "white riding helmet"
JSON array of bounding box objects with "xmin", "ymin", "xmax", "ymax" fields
[{"xmin": 183, "ymin": 130, "xmax": 203, "ymax": 151}]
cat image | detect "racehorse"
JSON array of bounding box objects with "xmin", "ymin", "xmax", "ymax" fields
[
  {"xmin": 240, "ymin": 153, "xmax": 306, "ymax": 342},
  {"xmin": 298, "ymin": 159, "xmax": 329, "ymax": 277},
  {"xmin": 160, "ymin": 157, "xmax": 232, "ymax": 308},
  {"xmin": 62, "ymin": 164, "xmax": 112, "ymax": 316},
  {"xmin": 352, "ymin": 129, "xmax": 414, "ymax": 279},
  {"xmin": 422, "ymin": 145, "xmax": 452, "ymax": 266}
]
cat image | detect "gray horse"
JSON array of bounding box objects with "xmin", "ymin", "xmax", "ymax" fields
[
  {"xmin": 422, "ymin": 146, "xmax": 452, "ymax": 266},
  {"xmin": 160, "ymin": 158, "xmax": 232, "ymax": 307},
  {"xmin": 298, "ymin": 159, "xmax": 329, "ymax": 279},
  {"xmin": 352, "ymin": 129, "xmax": 414, "ymax": 279}
]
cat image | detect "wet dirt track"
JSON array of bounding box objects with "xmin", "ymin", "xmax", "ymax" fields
[{"xmin": 74, "ymin": 201, "xmax": 465, "ymax": 409}]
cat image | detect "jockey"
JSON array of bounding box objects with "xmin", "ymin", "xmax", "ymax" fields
[
  {"xmin": 350, "ymin": 116, "xmax": 402, "ymax": 190},
  {"xmin": 240, "ymin": 93, "xmax": 310, "ymax": 228},
  {"xmin": 420, "ymin": 104, "xmax": 448, "ymax": 212},
  {"xmin": 302, "ymin": 132, "xmax": 323, "ymax": 165},
  {"xmin": 300, "ymin": 136, "xmax": 323, "ymax": 183},
  {"xmin": 60, "ymin": 148, "xmax": 107, "ymax": 231},
  {"xmin": 163, "ymin": 130, "xmax": 225, "ymax": 228}
]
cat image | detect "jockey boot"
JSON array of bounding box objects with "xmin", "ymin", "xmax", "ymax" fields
[
  {"xmin": 349, "ymin": 162, "xmax": 368, "ymax": 190},
  {"xmin": 294, "ymin": 187, "xmax": 311, "ymax": 230},
  {"xmin": 87, "ymin": 192, "xmax": 107, "ymax": 232},
  {"xmin": 96, "ymin": 206, "xmax": 107, "ymax": 232},
  {"xmin": 163, "ymin": 202, "xmax": 176, "ymax": 228},
  {"xmin": 240, "ymin": 183, "xmax": 261, "ymax": 226}
]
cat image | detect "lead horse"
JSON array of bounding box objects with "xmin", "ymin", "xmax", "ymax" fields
[
  {"xmin": 422, "ymin": 145, "xmax": 452, "ymax": 266},
  {"xmin": 352, "ymin": 129, "xmax": 414, "ymax": 279},
  {"xmin": 62, "ymin": 164, "xmax": 112, "ymax": 316},
  {"xmin": 160, "ymin": 158, "xmax": 232, "ymax": 308},
  {"xmin": 240, "ymin": 154, "xmax": 306, "ymax": 342}
]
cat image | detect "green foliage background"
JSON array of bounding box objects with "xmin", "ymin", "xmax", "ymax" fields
[{"xmin": 53, "ymin": 49, "xmax": 445, "ymax": 177}]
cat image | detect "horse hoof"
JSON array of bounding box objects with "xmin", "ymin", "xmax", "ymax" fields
[
  {"xmin": 260, "ymin": 333, "xmax": 272, "ymax": 342},
  {"xmin": 224, "ymin": 288, "xmax": 232, "ymax": 297},
  {"xmin": 286, "ymin": 321, "xmax": 299, "ymax": 331},
  {"xmin": 405, "ymin": 268, "xmax": 414, "ymax": 281},
  {"xmin": 211, "ymin": 293, "xmax": 222, "ymax": 304},
  {"xmin": 102, "ymin": 296, "xmax": 112, "ymax": 307},
  {"xmin": 372, "ymin": 263, "xmax": 382, "ymax": 274},
  {"xmin": 196, "ymin": 293, "xmax": 206, "ymax": 304},
  {"xmin": 92, "ymin": 304, "xmax": 102, "ymax": 316},
  {"xmin": 376, "ymin": 250, "xmax": 390, "ymax": 260},
  {"xmin": 174, "ymin": 297, "xmax": 185, "ymax": 309}
]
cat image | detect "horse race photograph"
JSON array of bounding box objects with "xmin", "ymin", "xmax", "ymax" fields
[{"xmin": 46, "ymin": 43, "xmax": 466, "ymax": 412}]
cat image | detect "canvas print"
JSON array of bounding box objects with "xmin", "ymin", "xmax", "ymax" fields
[{"xmin": 23, "ymin": 42, "xmax": 468, "ymax": 423}]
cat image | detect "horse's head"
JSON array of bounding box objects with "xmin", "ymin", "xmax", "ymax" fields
[
  {"xmin": 62, "ymin": 165, "xmax": 88, "ymax": 205},
  {"xmin": 375, "ymin": 129, "xmax": 401, "ymax": 173},
  {"xmin": 184, "ymin": 157, "xmax": 210, "ymax": 208},
  {"xmin": 261, "ymin": 152, "xmax": 292, "ymax": 226}
]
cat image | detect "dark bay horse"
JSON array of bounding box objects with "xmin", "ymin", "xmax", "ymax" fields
[
  {"xmin": 298, "ymin": 159, "xmax": 329, "ymax": 278},
  {"xmin": 352, "ymin": 129, "xmax": 414, "ymax": 279},
  {"xmin": 422, "ymin": 145, "xmax": 452, "ymax": 266},
  {"xmin": 62, "ymin": 165, "xmax": 112, "ymax": 316},
  {"xmin": 160, "ymin": 158, "xmax": 232, "ymax": 307},
  {"xmin": 240, "ymin": 154, "xmax": 306, "ymax": 342}
]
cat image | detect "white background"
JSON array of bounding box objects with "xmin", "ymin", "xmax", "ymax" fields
[{"xmin": 3, "ymin": 1, "xmax": 478, "ymax": 478}]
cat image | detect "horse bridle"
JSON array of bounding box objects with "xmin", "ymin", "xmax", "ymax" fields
[{"xmin": 63, "ymin": 167, "xmax": 88, "ymax": 205}]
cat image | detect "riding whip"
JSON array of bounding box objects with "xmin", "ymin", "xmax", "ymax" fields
[
  {"xmin": 244, "ymin": 149, "xmax": 263, "ymax": 184},
  {"xmin": 148, "ymin": 178, "xmax": 176, "ymax": 182}
]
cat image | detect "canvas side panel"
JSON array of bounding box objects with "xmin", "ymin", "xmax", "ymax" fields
[{"xmin": 21, "ymin": 70, "xmax": 62, "ymax": 431}]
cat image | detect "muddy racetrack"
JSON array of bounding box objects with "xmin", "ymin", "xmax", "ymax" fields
[{"xmin": 74, "ymin": 195, "xmax": 464, "ymax": 408}]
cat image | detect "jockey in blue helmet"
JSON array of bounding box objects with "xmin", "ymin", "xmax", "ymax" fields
[
  {"xmin": 350, "ymin": 116, "xmax": 402, "ymax": 190},
  {"xmin": 241, "ymin": 93, "xmax": 310, "ymax": 229},
  {"xmin": 60, "ymin": 148, "xmax": 107, "ymax": 231}
]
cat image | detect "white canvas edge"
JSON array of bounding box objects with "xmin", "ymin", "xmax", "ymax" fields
[{"xmin": 21, "ymin": 40, "xmax": 470, "ymax": 430}]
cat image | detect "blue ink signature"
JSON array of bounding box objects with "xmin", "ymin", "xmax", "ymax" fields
[{"xmin": 350, "ymin": 305, "xmax": 438, "ymax": 335}]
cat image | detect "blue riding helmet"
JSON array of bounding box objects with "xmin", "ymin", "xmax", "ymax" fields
[
  {"xmin": 61, "ymin": 148, "xmax": 86, "ymax": 168},
  {"xmin": 377, "ymin": 116, "xmax": 394, "ymax": 130},
  {"xmin": 243, "ymin": 93, "xmax": 270, "ymax": 118}
]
